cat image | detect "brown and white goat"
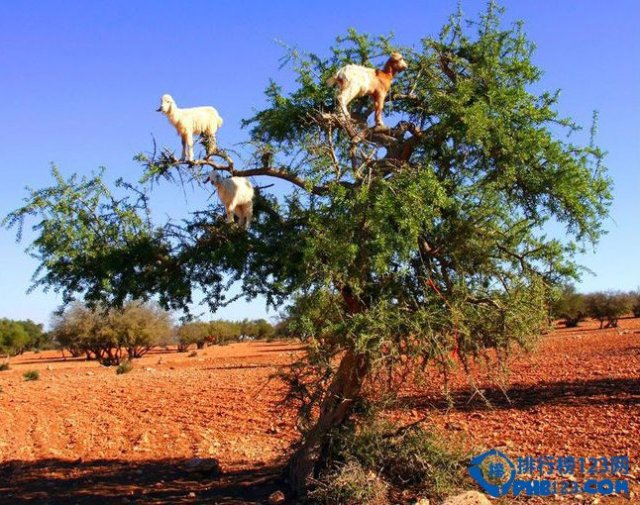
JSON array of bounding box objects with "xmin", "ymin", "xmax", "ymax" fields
[{"xmin": 327, "ymin": 52, "xmax": 408, "ymax": 126}]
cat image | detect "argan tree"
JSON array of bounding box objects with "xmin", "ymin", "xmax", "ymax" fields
[
  {"xmin": 4, "ymin": 4, "xmax": 611, "ymax": 496},
  {"xmin": 50, "ymin": 301, "xmax": 172, "ymax": 362}
]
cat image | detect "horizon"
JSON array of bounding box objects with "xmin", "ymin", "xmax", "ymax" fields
[{"xmin": 1, "ymin": 0, "xmax": 638, "ymax": 328}]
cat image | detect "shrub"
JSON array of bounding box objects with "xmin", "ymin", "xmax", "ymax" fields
[
  {"xmin": 551, "ymin": 286, "xmax": 586, "ymax": 327},
  {"xmin": 585, "ymin": 291, "xmax": 631, "ymax": 329},
  {"xmin": 0, "ymin": 319, "xmax": 30, "ymax": 356},
  {"xmin": 50, "ymin": 301, "xmax": 172, "ymax": 363},
  {"xmin": 116, "ymin": 360, "xmax": 133, "ymax": 375},
  {"xmin": 630, "ymin": 290, "xmax": 640, "ymax": 318},
  {"xmin": 309, "ymin": 460, "xmax": 389, "ymax": 505},
  {"xmin": 23, "ymin": 370, "xmax": 40, "ymax": 381},
  {"xmin": 0, "ymin": 362, "xmax": 10, "ymax": 371},
  {"xmin": 310, "ymin": 418, "xmax": 467, "ymax": 503}
]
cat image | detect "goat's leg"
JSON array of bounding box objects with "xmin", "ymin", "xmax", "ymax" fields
[
  {"xmin": 226, "ymin": 205, "xmax": 236, "ymax": 224},
  {"xmin": 186, "ymin": 136, "xmax": 195, "ymax": 162},
  {"xmin": 203, "ymin": 133, "xmax": 216, "ymax": 158},
  {"xmin": 180, "ymin": 134, "xmax": 189, "ymax": 161},
  {"xmin": 374, "ymin": 91, "xmax": 386, "ymax": 126},
  {"xmin": 337, "ymin": 90, "xmax": 352, "ymax": 120},
  {"xmin": 241, "ymin": 204, "xmax": 253, "ymax": 229}
]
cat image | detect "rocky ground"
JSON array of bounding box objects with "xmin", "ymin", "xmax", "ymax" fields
[{"xmin": 0, "ymin": 318, "xmax": 638, "ymax": 504}]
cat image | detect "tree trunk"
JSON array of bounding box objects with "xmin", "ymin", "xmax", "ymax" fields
[{"xmin": 287, "ymin": 349, "xmax": 369, "ymax": 497}]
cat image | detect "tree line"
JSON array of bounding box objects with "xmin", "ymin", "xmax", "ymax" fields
[
  {"xmin": 551, "ymin": 287, "xmax": 640, "ymax": 329},
  {"xmin": 0, "ymin": 302, "xmax": 282, "ymax": 363},
  {"xmin": 0, "ymin": 318, "xmax": 46, "ymax": 356}
]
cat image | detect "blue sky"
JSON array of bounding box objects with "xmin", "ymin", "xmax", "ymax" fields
[{"xmin": 1, "ymin": 1, "xmax": 638, "ymax": 327}]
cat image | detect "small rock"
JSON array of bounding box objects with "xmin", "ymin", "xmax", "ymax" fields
[
  {"xmin": 442, "ymin": 490, "xmax": 491, "ymax": 505},
  {"xmin": 184, "ymin": 457, "xmax": 221, "ymax": 477},
  {"xmin": 267, "ymin": 490, "xmax": 286, "ymax": 505},
  {"xmin": 188, "ymin": 491, "xmax": 196, "ymax": 498},
  {"xmin": 46, "ymin": 365, "xmax": 53, "ymax": 371},
  {"xmin": 414, "ymin": 499, "xmax": 430, "ymax": 505}
]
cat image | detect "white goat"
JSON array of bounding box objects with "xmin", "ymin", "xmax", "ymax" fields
[
  {"xmin": 157, "ymin": 94, "xmax": 223, "ymax": 161},
  {"xmin": 327, "ymin": 52, "xmax": 408, "ymax": 126},
  {"xmin": 205, "ymin": 170, "xmax": 254, "ymax": 229}
]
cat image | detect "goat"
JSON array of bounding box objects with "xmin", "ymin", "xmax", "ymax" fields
[
  {"xmin": 327, "ymin": 52, "xmax": 408, "ymax": 126},
  {"xmin": 205, "ymin": 170, "xmax": 254, "ymax": 229},
  {"xmin": 157, "ymin": 94, "xmax": 223, "ymax": 161}
]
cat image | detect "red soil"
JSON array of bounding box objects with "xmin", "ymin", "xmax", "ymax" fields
[{"xmin": 1, "ymin": 319, "xmax": 638, "ymax": 503}]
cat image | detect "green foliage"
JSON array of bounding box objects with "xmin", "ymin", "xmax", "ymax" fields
[
  {"xmin": 308, "ymin": 460, "xmax": 389, "ymax": 505},
  {"xmin": 327, "ymin": 419, "xmax": 467, "ymax": 500},
  {"xmin": 0, "ymin": 362, "xmax": 10, "ymax": 371},
  {"xmin": 23, "ymin": 370, "xmax": 40, "ymax": 381},
  {"xmin": 177, "ymin": 321, "xmax": 210, "ymax": 351},
  {"xmin": 0, "ymin": 319, "xmax": 46, "ymax": 356},
  {"xmin": 585, "ymin": 291, "xmax": 630, "ymax": 329},
  {"xmin": 551, "ymin": 285, "xmax": 587, "ymax": 327},
  {"xmin": 115, "ymin": 360, "xmax": 133, "ymax": 375},
  {"xmin": 0, "ymin": 319, "xmax": 30, "ymax": 356},
  {"xmin": 629, "ymin": 290, "xmax": 640, "ymax": 318},
  {"xmin": 3, "ymin": 3, "xmax": 613, "ymax": 493},
  {"xmin": 176, "ymin": 318, "xmax": 276, "ymax": 350},
  {"xmin": 50, "ymin": 301, "xmax": 172, "ymax": 364}
]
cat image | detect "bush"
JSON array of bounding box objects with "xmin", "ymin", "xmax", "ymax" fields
[
  {"xmin": 310, "ymin": 419, "xmax": 467, "ymax": 503},
  {"xmin": 0, "ymin": 362, "xmax": 10, "ymax": 371},
  {"xmin": 630, "ymin": 290, "xmax": 640, "ymax": 318},
  {"xmin": 585, "ymin": 291, "xmax": 631, "ymax": 328},
  {"xmin": 23, "ymin": 370, "xmax": 39, "ymax": 381},
  {"xmin": 116, "ymin": 360, "xmax": 133, "ymax": 375},
  {"xmin": 551, "ymin": 286, "xmax": 586, "ymax": 327},
  {"xmin": 51, "ymin": 301, "xmax": 172, "ymax": 363},
  {"xmin": 309, "ymin": 460, "xmax": 389, "ymax": 505}
]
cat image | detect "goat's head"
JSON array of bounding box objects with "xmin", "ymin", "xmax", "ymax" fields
[
  {"xmin": 205, "ymin": 169, "xmax": 224, "ymax": 186},
  {"xmin": 157, "ymin": 94, "xmax": 175, "ymax": 113},
  {"xmin": 386, "ymin": 52, "xmax": 408, "ymax": 74}
]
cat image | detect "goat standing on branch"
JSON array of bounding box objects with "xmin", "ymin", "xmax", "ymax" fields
[
  {"xmin": 157, "ymin": 94, "xmax": 223, "ymax": 162},
  {"xmin": 327, "ymin": 52, "xmax": 408, "ymax": 126},
  {"xmin": 205, "ymin": 169, "xmax": 254, "ymax": 229}
]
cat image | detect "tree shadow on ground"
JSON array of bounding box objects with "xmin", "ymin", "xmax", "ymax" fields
[
  {"xmin": 0, "ymin": 458, "xmax": 290, "ymax": 505},
  {"xmin": 402, "ymin": 377, "xmax": 640, "ymax": 412}
]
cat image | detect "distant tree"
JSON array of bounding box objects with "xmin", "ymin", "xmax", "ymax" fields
[
  {"xmin": 252, "ymin": 319, "xmax": 275, "ymax": 340},
  {"xmin": 110, "ymin": 302, "xmax": 173, "ymax": 358},
  {"xmin": 4, "ymin": 3, "xmax": 612, "ymax": 496},
  {"xmin": 176, "ymin": 321, "xmax": 211, "ymax": 351},
  {"xmin": 207, "ymin": 320, "xmax": 240, "ymax": 345},
  {"xmin": 551, "ymin": 285, "xmax": 586, "ymax": 327},
  {"xmin": 585, "ymin": 291, "xmax": 630, "ymax": 329},
  {"xmin": 0, "ymin": 319, "xmax": 47, "ymax": 355},
  {"xmin": 50, "ymin": 301, "xmax": 171, "ymax": 363},
  {"xmin": 629, "ymin": 290, "xmax": 640, "ymax": 318},
  {"xmin": 0, "ymin": 319, "xmax": 30, "ymax": 356},
  {"xmin": 17, "ymin": 320, "xmax": 46, "ymax": 349}
]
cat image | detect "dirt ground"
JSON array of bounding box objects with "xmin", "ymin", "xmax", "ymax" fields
[{"xmin": 1, "ymin": 319, "xmax": 638, "ymax": 504}]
